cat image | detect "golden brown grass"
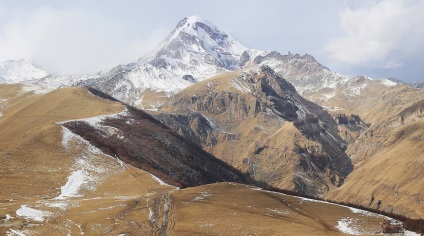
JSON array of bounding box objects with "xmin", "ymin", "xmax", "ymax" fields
[{"xmin": 327, "ymin": 119, "xmax": 424, "ymax": 219}]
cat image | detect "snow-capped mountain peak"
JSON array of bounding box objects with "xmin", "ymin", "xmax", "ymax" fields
[
  {"xmin": 149, "ymin": 15, "xmax": 247, "ymax": 71},
  {"xmin": 74, "ymin": 16, "xmax": 251, "ymax": 108},
  {"xmin": 0, "ymin": 59, "xmax": 50, "ymax": 83},
  {"xmin": 166, "ymin": 15, "xmax": 247, "ymax": 56}
]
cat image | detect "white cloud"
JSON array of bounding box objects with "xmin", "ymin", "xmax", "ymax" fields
[
  {"xmin": 0, "ymin": 5, "xmax": 169, "ymax": 74},
  {"xmin": 325, "ymin": 0, "xmax": 424, "ymax": 69}
]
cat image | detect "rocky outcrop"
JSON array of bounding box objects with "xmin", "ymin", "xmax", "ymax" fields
[
  {"xmin": 156, "ymin": 66, "xmax": 352, "ymax": 197},
  {"xmin": 155, "ymin": 110, "xmax": 236, "ymax": 148}
]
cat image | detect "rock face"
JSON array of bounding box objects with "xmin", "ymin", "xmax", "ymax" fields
[
  {"xmin": 241, "ymin": 50, "xmax": 404, "ymax": 111},
  {"xmin": 409, "ymin": 81, "xmax": 424, "ymax": 88},
  {"xmin": 156, "ymin": 66, "xmax": 353, "ymax": 196},
  {"xmin": 63, "ymin": 88, "xmax": 249, "ymax": 188}
]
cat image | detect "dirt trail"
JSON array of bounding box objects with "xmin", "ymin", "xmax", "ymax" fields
[
  {"xmin": 148, "ymin": 192, "xmax": 174, "ymax": 236},
  {"xmin": 159, "ymin": 193, "xmax": 170, "ymax": 236}
]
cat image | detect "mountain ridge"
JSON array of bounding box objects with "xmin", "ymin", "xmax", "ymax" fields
[
  {"xmin": 1, "ymin": 15, "xmax": 412, "ymax": 111},
  {"xmin": 155, "ymin": 65, "xmax": 356, "ymax": 196}
]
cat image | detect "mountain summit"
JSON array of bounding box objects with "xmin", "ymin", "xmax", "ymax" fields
[
  {"xmin": 76, "ymin": 15, "xmax": 247, "ymax": 106},
  {"xmin": 147, "ymin": 15, "xmax": 247, "ymax": 71}
]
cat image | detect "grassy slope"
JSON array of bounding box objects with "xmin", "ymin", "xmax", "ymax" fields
[
  {"xmin": 0, "ymin": 86, "xmax": 174, "ymax": 235},
  {"xmin": 327, "ymin": 119, "xmax": 424, "ymax": 219}
]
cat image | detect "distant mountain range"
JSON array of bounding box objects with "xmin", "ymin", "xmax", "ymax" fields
[{"xmin": 1, "ymin": 15, "xmax": 421, "ymax": 108}]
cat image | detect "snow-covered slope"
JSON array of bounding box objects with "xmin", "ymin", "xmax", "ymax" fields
[
  {"xmin": 148, "ymin": 15, "xmax": 247, "ymax": 72},
  {"xmin": 0, "ymin": 59, "xmax": 49, "ymax": 83},
  {"xmin": 76, "ymin": 15, "xmax": 248, "ymax": 106},
  {"xmin": 240, "ymin": 50, "xmax": 400, "ymax": 104}
]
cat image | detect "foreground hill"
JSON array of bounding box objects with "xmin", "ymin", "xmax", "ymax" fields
[{"xmin": 0, "ymin": 85, "xmax": 246, "ymax": 234}]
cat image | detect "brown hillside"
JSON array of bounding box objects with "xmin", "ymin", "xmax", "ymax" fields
[
  {"xmin": 157, "ymin": 66, "xmax": 356, "ymax": 197},
  {"xmin": 327, "ymin": 102, "xmax": 424, "ymax": 219}
]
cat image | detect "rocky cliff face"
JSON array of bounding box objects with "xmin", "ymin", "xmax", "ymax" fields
[
  {"xmin": 409, "ymin": 81, "xmax": 424, "ymax": 88},
  {"xmin": 63, "ymin": 88, "xmax": 249, "ymax": 188},
  {"xmin": 156, "ymin": 66, "xmax": 353, "ymax": 196}
]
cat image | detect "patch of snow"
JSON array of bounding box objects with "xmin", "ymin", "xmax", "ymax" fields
[
  {"xmin": 61, "ymin": 126, "xmax": 76, "ymax": 147},
  {"xmin": 148, "ymin": 208, "xmax": 154, "ymax": 221},
  {"xmin": 16, "ymin": 205, "xmax": 51, "ymax": 222},
  {"xmin": 125, "ymin": 64, "xmax": 194, "ymax": 93},
  {"xmin": 65, "ymin": 219, "xmax": 83, "ymax": 235},
  {"xmin": 149, "ymin": 174, "xmax": 172, "ymax": 187},
  {"xmin": 55, "ymin": 170, "xmax": 89, "ymax": 199},
  {"xmin": 4, "ymin": 214, "xmax": 12, "ymax": 221},
  {"xmin": 61, "ymin": 126, "xmax": 103, "ymax": 156},
  {"xmin": 404, "ymin": 230, "xmax": 421, "ymax": 236},
  {"xmin": 380, "ymin": 79, "xmax": 397, "ymax": 87},
  {"xmin": 241, "ymin": 49, "xmax": 270, "ymax": 66},
  {"xmin": 59, "ymin": 107, "xmax": 128, "ymax": 128},
  {"xmin": 348, "ymin": 207, "xmax": 386, "ymax": 218},
  {"xmin": 230, "ymin": 78, "xmax": 251, "ymax": 93},
  {"xmin": 202, "ymin": 114, "xmax": 220, "ymax": 130},
  {"xmin": 199, "ymin": 222, "xmax": 215, "ymax": 228},
  {"xmin": 347, "ymin": 83, "xmax": 368, "ymax": 96},
  {"xmin": 257, "ymin": 188, "xmax": 391, "ymax": 220},
  {"xmin": 191, "ymin": 192, "xmax": 211, "ymax": 202},
  {"xmin": 265, "ymin": 108, "xmax": 284, "ymax": 121},
  {"xmin": 322, "ymin": 92, "xmax": 336, "ymax": 101},
  {"xmin": 266, "ymin": 208, "xmax": 289, "ymax": 215},
  {"xmin": 134, "ymin": 94, "xmax": 145, "ymax": 108},
  {"xmin": 45, "ymin": 202, "xmax": 69, "ymax": 210},
  {"xmin": 321, "ymin": 105, "xmax": 343, "ymax": 112},
  {"xmin": 114, "ymin": 155, "xmax": 127, "ymax": 169},
  {"xmin": 6, "ymin": 229, "xmax": 28, "ymax": 236},
  {"xmin": 336, "ymin": 217, "xmax": 362, "ymax": 235},
  {"xmin": 20, "ymin": 84, "xmax": 53, "ymax": 95}
]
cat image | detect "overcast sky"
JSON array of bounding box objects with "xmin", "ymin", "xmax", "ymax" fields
[{"xmin": 0, "ymin": 0, "xmax": 423, "ymax": 82}]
